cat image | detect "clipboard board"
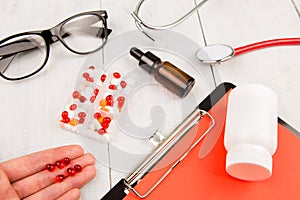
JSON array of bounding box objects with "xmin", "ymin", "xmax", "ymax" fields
[{"xmin": 101, "ymin": 82, "xmax": 300, "ymax": 200}]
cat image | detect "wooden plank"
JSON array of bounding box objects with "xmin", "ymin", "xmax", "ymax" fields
[
  {"xmin": 99, "ymin": 0, "xmax": 210, "ymax": 198},
  {"xmin": 199, "ymin": 0, "xmax": 300, "ymax": 131},
  {"xmin": 0, "ymin": 1, "xmax": 111, "ymax": 199}
]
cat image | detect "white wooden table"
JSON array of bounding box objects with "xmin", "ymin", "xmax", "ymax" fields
[{"xmin": 0, "ymin": 0, "xmax": 299, "ymax": 199}]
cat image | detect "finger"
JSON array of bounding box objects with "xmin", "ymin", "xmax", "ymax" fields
[
  {"xmin": 0, "ymin": 167, "xmax": 19, "ymax": 199},
  {"xmin": 0, "ymin": 145, "xmax": 84, "ymax": 182},
  {"xmin": 57, "ymin": 188, "xmax": 81, "ymax": 200},
  {"xmin": 24, "ymin": 165, "xmax": 96, "ymax": 200},
  {"xmin": 12, "ymin": 153, "xmax": 95, "ymax": 199}
]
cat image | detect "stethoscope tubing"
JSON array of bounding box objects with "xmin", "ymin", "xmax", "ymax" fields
[
  {"xmin": 196, "ymin": 38, "xmax": 300, "ymax": 64},
  {"xmin": 234, "ymin": 38, "xmax": 300, "ymax": 56}
]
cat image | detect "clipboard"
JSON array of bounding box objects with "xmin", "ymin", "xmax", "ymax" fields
[{"xmin": 101, "ymin": 82, "xmax": 300, "ymax": 200}]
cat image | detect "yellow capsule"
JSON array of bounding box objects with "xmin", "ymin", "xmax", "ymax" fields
[{"xmin": 100, "ymin": 99, "xmax": 107, "ymax": 107}]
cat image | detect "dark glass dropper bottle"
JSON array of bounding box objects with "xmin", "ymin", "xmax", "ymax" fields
[{"xmin": 129, "ymin": 47, "xmax": 195, "ymax": 98}]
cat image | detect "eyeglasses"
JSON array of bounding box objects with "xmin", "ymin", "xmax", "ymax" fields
[{"xmin": 0, "ymin": 10, "xmax": 112, "ymax": 81}]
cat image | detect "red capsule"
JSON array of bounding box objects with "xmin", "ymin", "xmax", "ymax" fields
[
  {"xmin": 90, "ymin": 96, "xmax": 96, "ymax": 103},
  {"xmin": 105, "ymin": 95, "xmax": 113, "ymax": 106},
  {"xmin": 55, "ymin": 174, "xmax": 65, "ymax": 183},
  {"xmin": 89, "ymin": 66, "xmax": 95, "ymax": 70},
  {"xmin": 78, "ymin": 112, "xmax": 86, "ymax": 119},
  {"xmin": 117, "ymin": 96, "xmax": 125, "ymax": 101},
  {"xmin": 87, "ymin": 77, "xmax": 94, "ymax": 82},
  {"xmin": 69, "ymin": 104, "xmax": 77, "ymax": 111},
  {"xmin": 117, "ymin": 96, "xmax": 126, "ymax": 111},
  {"xmin": 46, "ymin": 163, "xmax": 55, "ymax": 172},
  {"xmin": 100, "ymin": 74, "xmax": 107, "ymax": 82},
  {"xmin": 79, "ymin": 96, "xmax": 86, "ymax": 103},
  {"xmin": 78, "ymin": 118, "xmax": 85, "ymax": 124},
  {"xmin": 120, "ymin": 80, "xmax": 127, "ymax": 88},
  {"xmin": 61, "ymin": 117, "xmax": 70, "ymax": 124},
  {"xmin": 105, "ymin": 95, "xmax": 113, "ymax": 101},
  {"xmin": 63, "ymin": 157, "xmax": 71, "ymax": 165},
  {"xmin": 55, "ymin": 160, "xmax": 65, "ymax": 169},
  {"xmin": 106, "ymin": 99, "xmax": 113, "ymax": 106},
  {"xmin": 94, "ymin": 89, "xmax": 99, "ymax": 96},
  {"xmin": 103, "ymin": 117, "xmax": 111, "ymax": 124},
  {"xmin": 113, "ymin": 72, "xmax": 121, "ymax": 79},
  {"xmin": 94, "ymin": 112, "xmax": 101, "ymax": 119},
  {"xmin": 108, "ymin": 84, "xmax": 117, "ymax": 90},
  {"xmin": 83, "ymin": 72, "xmax": 89, "ymax": 78},
  {"xmin": 98, "ymin": 128, "xmax": 107, "ymax": 135},
  {"xmin": 101, "ymin": 122, "xmax": 109, "ymax": 129},
  {"xmin": 61, "ymin": 111, "xmax": 69, "ymax": 119},
  {"xmin": 66, "ymin": 167, "xmax": 76, "ymax": 177},
  {"xmin": 72, "ymin": 91, "xmax": 80, "ymax": 99},
  {"xmin": 74, "ymin": 164, "xmax": 82, "ymax": 173}
]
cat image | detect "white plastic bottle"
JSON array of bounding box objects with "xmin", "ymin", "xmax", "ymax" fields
[{"xmin": 224, "ymin": 84, "xmax": 278, "ymax": 181}]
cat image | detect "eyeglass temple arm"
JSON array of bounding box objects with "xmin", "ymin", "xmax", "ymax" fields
[
  {"xmin": 0, "ymin": 39, "xmax": 37, "ymax": 74},
  {"xmin": 0, "ymin": 54, "xmax": 16, "ymax": 74},
  {"xmin": 0, "ymin": 39, "xmax": 37, "ymax": 57}
]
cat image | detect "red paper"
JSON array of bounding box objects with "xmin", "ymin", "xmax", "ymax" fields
[{"xmin": 125, "ymin": 91, "xmax": 300, "ymax": 200}]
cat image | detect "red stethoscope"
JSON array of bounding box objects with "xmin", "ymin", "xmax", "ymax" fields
[{"xmin": 196, "ymin": 38, "xmax": 300, "ymax": 64}]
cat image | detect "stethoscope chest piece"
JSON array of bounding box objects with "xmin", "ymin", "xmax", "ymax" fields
[{"xmin": 196, "ymin": 44, "xmax": 234, "ymax": 64}]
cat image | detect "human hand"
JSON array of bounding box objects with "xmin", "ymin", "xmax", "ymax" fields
[{"xmin": 0, "ymin": 145, "xmax": 96, "ymax": 200}]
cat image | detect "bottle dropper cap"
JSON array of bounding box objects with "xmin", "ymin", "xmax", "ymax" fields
[
  {"xmin": 130, "ymin": 47, "xmax": 161, "ymax": 74},
  {"xmin": 130, "ymin": 47, "xmax": 144, "ymax": 60}
]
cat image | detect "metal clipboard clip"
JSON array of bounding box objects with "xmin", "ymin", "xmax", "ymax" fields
[
  {"xmin": 122, "ymin": 108, "xmax": 215, "ymax": 198},
  {"xmin": 101, "ymin": 83, "xmax": 234, "ymax": 200}
]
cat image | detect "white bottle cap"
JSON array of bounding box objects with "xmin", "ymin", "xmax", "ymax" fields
[{"xmin": 226, "ymin": 144, "xmax": 272, "ymax": 181}]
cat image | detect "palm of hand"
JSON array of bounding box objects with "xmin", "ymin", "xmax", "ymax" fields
[{"xmin": 0, "ymin": 145, "xmax": 96, "ymax": 200}]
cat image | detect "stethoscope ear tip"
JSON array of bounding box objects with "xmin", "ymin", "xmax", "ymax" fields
[{"xmin": 196, "ymin": 44, "xmax": 234, "ymax": 64}]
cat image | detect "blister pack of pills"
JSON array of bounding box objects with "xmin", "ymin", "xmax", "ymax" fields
[
  {"xmin": 59, "ymin": 64, "xmax": 131, "ymax": 142},
  {"xmin": 57, "ymin": 30, "xmax": 216, "ymax": 171}
]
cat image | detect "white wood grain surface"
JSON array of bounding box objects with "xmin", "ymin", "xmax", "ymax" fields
[
  {"xmin": 199, "ymin": 0, "xmax": 300, "ymax": 130},
  {"xmin": 0, "ymin": 0, "xmax": 299, "ymax": 199}
]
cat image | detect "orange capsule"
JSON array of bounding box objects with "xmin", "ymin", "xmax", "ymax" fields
[
  {"xmin": 100, "ymin": 107, "xmax": 109, "ymax": 112},
  {"xmin": 100, "ymin": 99, "xmax": 107, "ymax": 107},
  {"xmin": 69, "ymin": 118, "xmax": 79, "ymax": 126},
  {"xmin": 98, "ymin": 116, "xmax": 104, "ymax": 124}
]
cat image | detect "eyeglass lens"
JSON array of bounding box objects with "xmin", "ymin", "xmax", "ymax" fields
[
  {"xmin": 61, "ymin": 14, "xmax": 106, "ymax": 53},
  {"xmin": 0, "ymin": 34, "xmax": 47, "ymax": 80}
]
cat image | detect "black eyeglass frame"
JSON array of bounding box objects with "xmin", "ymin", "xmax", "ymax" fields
[{"xmin": 0, "ymin": 10, "xmax": 111, "ymax": 81}]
